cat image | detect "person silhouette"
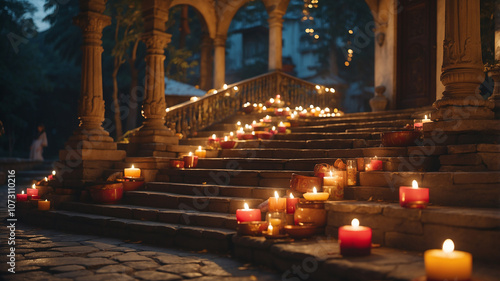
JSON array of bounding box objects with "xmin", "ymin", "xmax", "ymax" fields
[{"xmin": 30, "ymin": 124, "xmax": 48, "ymax": 161}]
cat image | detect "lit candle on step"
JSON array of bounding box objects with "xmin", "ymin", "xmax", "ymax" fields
[
  {"xmin": 268, "ymin": 191, "xmax": 286, "ymax": 212},
  {"xmin": 425, "ymin": 239, "xmax": 472, "ymax": 281},
  {"xmin": 267, "ymin": 224, "xmax": 279, "ymax": 236},
  {"xmin": 423, "ymin": 115, "xmax": 432, "ymax": 123},
  {"xmin": 38, "ymin": 199, "xmax": 50, "ymax": 211},
  {"xmin": 124, "ymin": 165, "xmax": 141, "ymax": 178},
  {"xmin": 27, "ymin": 184, "xmax": 39, "ymax": 197},
  {"xmin": 48, "ymin": 170, "xmax": 56, "ymax": 180},
  {"xmin": 236, "ymin": 203, "xmax": 261, "ymax": 223},
  {"xmin": 303, "ymin": 187, "xmax": 329, "ymax": 201},
  {"xmin": 338, "ymin": 218, "xmax": 372, "ymax": 256},
  {"xmin": 399, "ymin": 180, "xmax": 429, "ymax": 209},
  {"xmin": 370, "ymin": 156, "xmax": 383, "ymax": 171},
  {"xmin": 278, "ymin": 122, "xmax": 286, "ymax": 133},
  {"xmin": 195, "ymin": 146, "xmax": 206, "ymax": 158},
  {"xmin": 220, "ymin": 136, "xmax": 236, "ymax": 149},
  {"xmin": 183, "ymin": 152, "xmax": 198, "ymax": 168},
  {"xmin": 286, "ymin": 193, "xmax": 299, "ymax": 214},
  {"xmin": 16, "ymin": 190, "xmax": 28, "ymax": 202}
]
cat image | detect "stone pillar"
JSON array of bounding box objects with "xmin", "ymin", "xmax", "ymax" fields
[
  {"xmin": 128, "ymin": 0, "xmax": 178, "ymax": 158},
  {"xmin": 432, "ymin": 0, "xmax": 494, "ymax": 121},
  {"xmin": 268, "ymin": 12, "xmax": 284, "ymax": 71},
  {"xmin": 200, "ymin": 35, "xmax": 214, "ymax": 91},
  {"xmin": 56, "ymin": 0, "xmax": 125, "ymax": 184},
  {"xmin": 213, "ymin": 34, "xmax": 226, "ymax": 89}
]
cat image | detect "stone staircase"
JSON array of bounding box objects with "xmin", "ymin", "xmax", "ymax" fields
[{"xmin": 18, "ymin": 108, "xmax": 500, "ymax": 280}]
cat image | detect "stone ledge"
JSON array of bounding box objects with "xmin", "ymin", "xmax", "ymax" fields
[{"xmin": 424, "ymin": 119, "xmax": 500, "ymax": 133}]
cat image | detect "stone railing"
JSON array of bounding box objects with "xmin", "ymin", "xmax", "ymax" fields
[{"xmin": 165, "ymin": 71, "xmax": 336, "ymax": 137}]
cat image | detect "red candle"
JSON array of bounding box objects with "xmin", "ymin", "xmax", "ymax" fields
[
  {"xmin": 339, "ymin": 218, "xmax": 372, "ymax": 256},
  {"xmin": 399, "ymin": 180, "xmax": 429, "ymax": 209},
  {"xmin": 27, "ymin": 184, "xmax": 39, "ymax": 197},
  {"xmin": 236, "ymin": 128, "xmax": 245, "ymax": 139},
  {"xmin": 278, "ymin": 122, "xmax": 286, "ymax": 133},
  {"xmin": 16, "ymin": 191, "xmax": 28, "ymax": 202},
  {"xmin": 31, "ymin": 195, "xmax": 41, "ymax": 200},
  {"xmin": 269, "ymin": 126, "xmax": 278, "ymax": 135},
  {"xmin": 183, "ymin": 152, "xmax": 198, "ymax": 168},
  {"xmin": 236, "ymin": 203, "xmax": 261, "ymax": 223},
  {"xmin": 286, "ymin": 193, "xmax": 299, "ymax": 214},
  {"xmin": 208, "ymin": 134, "xmax": 220, "ymax": 145},
  {"xmin": 414, "ymin": 122, "xmax": 423, "ymax": 131},
  {"xmin": 170, "ymin": 160, "xmax": 185, "ymax": 168},
  {"xmin": 220, "ymin": 136, "xmax": 236, "ymax": 149},
  {"xmin": 370, "ymin": 157, "xmax": 383, "ymax": 171}
]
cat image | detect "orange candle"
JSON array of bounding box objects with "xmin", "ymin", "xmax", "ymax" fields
[
  {"xmin": 195, "ymin": 146, "xmax": 206, "ymax": 158},
  {"xmin": 38, "ymin": 199, "xmax": 50, "ymax": 211},
  {"xmin": 124, "ymin": 165, "xmax": 141, "ymax": 178},
  {"xmin": 425, "ymin": 239, "xmax": 472, "ymax": 281},
  {"xmin": 268, "ymin": 191, "xmax": 286, "ymax": 212}
]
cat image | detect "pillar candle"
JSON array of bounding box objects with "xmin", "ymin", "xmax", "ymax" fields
[
  {"xmin": 268, "ymin": 191, "xmax": 286, "ymax": 212},
  {"xmin": 370, "ymin": 157, "xmax": 383, "ymax": 171},
  {"xmin": 278, "ymin": 122, "xmax": 286, "ymax": 133},
  {"xmin": 323, "ymin": 171, "xmax": 337, "ymax": 187},
  {"xmin": 16, "ymin": 191, "xmax": 28, "ymax": 201},
  {"xmin": 303, "ymin": 187, "xmax": 329, "ymax": 201},
  {"xmin": 27, "ymin": 184, "xmax": 39, "ymax": 197},
  {"xmin": 31, "ymin": 195, "xmax": 40, "ymax": 200},
  {"xmin": 124, "ymin": 165, "xmax": 141, "ymax": 178},
  {"xmin": 399, "ymin": 180, "xmax": 429, "ymax": 209},
  {"xmin": 195, "ymin": 146, "xmax": 206, "ymax": 158},
  {"xmin": 236, "ymin": 203, "xmax": 261, "ymax": 223},
  {"xmin": 338, "ymin": 218, "xmax": 372, "ymax": 256},
  {"xmin": 424, "ymin": 239, "xmax": 472, "ymax": 281},
  {"xmin": 38, "ymin": 199, "xmax": 50, "ymax": 211},
  {"xmin": 183, "ymin": 152, "xmax": 198, "ymax": 168},
  {"xmin": 286, "ymin": 193, "xmax": 299, "ymax": 214}
]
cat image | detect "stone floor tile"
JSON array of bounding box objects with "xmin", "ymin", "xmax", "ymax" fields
[
  {"xmin": 2, "ymin": 271, "xmax": 71, "ymax": 281},
  {"xmin": 113, "ymin": 252, "xmax": 153, "ymax": 262},
  {"xmin": 158, "ymin": 263, "xmax": 201, "ymax": 274},
  {"xmin": 51, "ymin": 264, "xmax": 86, "ymax": 272},
  {"xmin": 74, "ymin": 273, "xmax": 136, "ymax": 281},
  {"xmin": 52, "ymin": 245, "xmax": 100, "ymax": 254},
  {"xmin": 155, "ymin": 254, "xmax": 202, "ymax": 264},
  {"xmin": 199, "ymin": 264, "xmax": 233, "ymax": 276},
  {"xmin": 87, "ymin": 251, "xmax": 122, "ymax": 258},
  {"xmin": 134, "ymin": 270, "xmax": 182, "ymax": 280},
  {"xmin": 54, "ymin": 270, "xmax": 94, "ymax": 279},
  {"xmin": 17, "ymin": 257, "xmax": 117, "ymax": 268},
  {"xmin": 181, "ymin": 272, "xmax": 204, "ymax": 279},
  {"xmin": 123, "ymin": 261, "xmax": 160, "ymax": 270},
  {"xmin": 95, "ymin": 264, "xmax": 134, "ymax": 274}
]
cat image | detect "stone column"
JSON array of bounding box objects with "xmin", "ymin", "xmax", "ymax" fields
[
  {"xmin": 213, "ymin": 34, "xmax": 226, "ymax": 89},
  {"xmin": 268, "ymin": 11, "xmax": 284, "ymax": 71},
  {"xmin": 432, "ymin": 0, "xmax": 494, "ymax": 120},
  {"xmin": 128, "ymin": 0, "xmax": 178, "ymax": 158},
  {"xmin": 487, "ymin": 1, "xmax": 500, "ymax": 118},
  {"xmin": 56, "ymin": 0, "xmax": 125, "ymax": 184},
  {"xmin": 200, "ymin": 34, "xmax": 214, "ymax": 91}
]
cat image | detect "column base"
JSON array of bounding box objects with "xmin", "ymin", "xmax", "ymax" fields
[
  {"xmin": 431, "ymin": 105, "xmax": 495, "ymax": 121},
  {"xmin": 127, "ymin": 122, "xmax": 179, "ymax": 157}
]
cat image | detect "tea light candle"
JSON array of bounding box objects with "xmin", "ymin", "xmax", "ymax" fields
[
  {"xmin": 414, "ymin": 120, "xmax": 424, "ymax": 131},
  {"xmin": 237, "ymin": 127, "xmax": 245, "ymax": 139},
  {"xmin": 220, "ymin": 136, "xmax": 236, "ymax": 149},
  {"xmin": 303, "ymin": 187, "xmax": 329, "ymax": 201},
  {"xmin": 208, "ymin": 134, "xmax": 220, "ymax": 145},
  {"xmin": 16, "ymin": 191, "xmax": 28, "ymax": 201},
  {"xmin": 236, "ymin": 203, "xmax": 261, "ymax": 223},
  {"xmin": 270, "ymin": 126, "xmax": 277, "ymax": 135},
  {"xmin": 195, "ymin": 146, "xmax": 206, "ymax": 158},
  {"xmin": 27, "ymin": 184, "xmax": 39, "ymax": 197},
  {"xmin": 425, "ymin": 239, "xmax": 472, "ymax": 281},
  {"xmin": 338, "ymin": 218, "xmax": 372, "ymax": 256},
  {"xmin": 183, "ymin": 152, "xmax": 198, "ymax": 168},
  {"xmin": 267, "ymin": 224, "xmax": 280, "ymax": 236},
  {"xmin": 278, "ymin": 122, "xmax": 286, "ymax": 133},
  {"xmin": 422, "ymin": 115, "xmax": 432, "ymax": 123},
  {"xmin": 38, "ymin": 199, "xmax": 50, "ymax": 211},
  {"xmin": 268, "ymin": 191, "xmax": 286, "ymax": 212},
  {"xmin": 370, "ymin": 156, "xmax": 383, "ymax": 171},
  {"xmin": 399, "ymin": 180, "xmax": 429, "ymax": 209},
  {"xmin": 323, "ymin": 171, "xmax": 337, "ymax": 186},
  {"xmin": 286, "ymin": 193, "xmax": 299, "ymax": 214},
  {"xmin": 48, "ymin": 170, "xmax": 56, "ymax": 180},
  {"xmin": 124, "ymin": 165, "xmax": 141, "ymax": 178}
]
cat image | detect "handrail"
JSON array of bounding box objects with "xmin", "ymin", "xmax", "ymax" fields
[{"xmin": 165, "ymin": 71, "xmax": 337, "ymax": 137}]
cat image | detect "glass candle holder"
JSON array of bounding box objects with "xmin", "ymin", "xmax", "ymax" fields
[{"xmin": 346, "ymin": 159, "xmax": 357, "ymax": 186}]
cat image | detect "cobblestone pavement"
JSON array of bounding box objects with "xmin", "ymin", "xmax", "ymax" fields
[{"xmin": 0, "ymin": 221, "xmax": 281, "ymax": 281}]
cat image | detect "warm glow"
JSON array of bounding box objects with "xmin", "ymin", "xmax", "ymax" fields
[
  {"xmin": 223, "ymin": 84, "xmax": 228, "ymax": 90},
  {"xmin": 268, "ymin": 224, "xmax": 273, "ymax": 232},
  {"xmin": 348, "ymin": 29, "xmax": 353, "ymax": 34},
  {"xmin": 274, "ymin": 191, "xmax": 279, "ymax": 198},
  {"xmin": 330, "ymin": 88, "xmax": 335, "ymax": 93},
  {"xmin": 325, "ymin": 88, "xmax": 329, "ymax": 92},
  {"xmin": 272, "ymin": 126, "xmax": 276, "ymax": 131},
  {"xmin": 45, "ymin": 199, "xmax": 48, "ymax": 202},
  {"xmin": 197, "ymin": 146, "xmax": 202, "ymax": 151},
  {"xmin": 190, "ymin": 96, "xmax": 198, "ymax": 101},
  {"xmin": 237, "ymin": 121, "xmax": 241, "ymax": 126},
  {"xmin": 263, "ymin": 106, "xmax": 267, "ymax": 110},
  {"xmin": 312, "ymin": 187, "xmax": 317, "ymax": 193},
  {"xmin": 44, "ymin": 177, "xmax": 48, "ymax": 181},
  {"xmin": 351, "ymin": 218, "xmax": 360, "ymax": 227},
  {"xmin": 224, "ymin": 136, "xmax": 228, "ymax": 141},
  {"xmin": 251, "ymin": 131, "xmax": 255, "ymax": 135},
  {"xmin": 330, "ymin": 171, "xmax": 333, "ymax": 177},
  {"xmin": 131, "ymin": 165, "xmax": 135, "ymax": 169},
  {"xmin": 52, "ymin": 170, "xmax": 56, "ymax": 176},
  {"xmin": 32, "ymin": 184, "xmax": 36, "ymax": 189},
  {"xmin": 244, "ymin": 203, "xmax": 249, "ymax": 210},
  {"xmin": 230, "ymin": 132, "xmax": 234, "ymax": 137},
  {"xmin": 233, "ymin": 86, "xmax": 238, "ymax": 91},
  {"xmin": 252, "ymin": 120, "xmax": 256, "ymax": 124},
  {"xmin": 424, "ymin": 115, "xmax": 428, "ymax": 120},
  {"xmin": 374, "ymin": 156, "xmax": 378, "ymax": 159},
  {"xmin": 253, "ymin": 103, "xmax": 257, "ymax": 107},
  {"xmin": 188, "ymin": 152, "xmax": 193, "ymax": 156},
  {"xmin": 22, "ymin": 190, "xmax": 25, "ymax": 194},
  {"xmin": 314, "ymin": 34, "xmax": 319, "ymax": 39},
  {"xmin": 443, "ymin": 239, "xmax": 455, "ymax": 253},
  {"xmin": 412, "ymin": 180, "xmax": 419, "ymax": 189},
  {"xmin": 315, "ymin": 85, "xmax": 320, "ymax": 90},
  {"xmin": 348, "ymin": 49, "xmax": 353, "ymax": 54},
  {"xmin": 270, "ymin": 98, "xmax": 275, "ymax": 103},
  {"xmin": 166, "ymin": 108, "xmax": 170, "ymax": 112},
  {"xmin": 279, "ymin": 121, "xmax": 284, "ymax": 126},
  {"xmin": 212, "ymin": 134, "xmax": 216, "ymax": 139}
]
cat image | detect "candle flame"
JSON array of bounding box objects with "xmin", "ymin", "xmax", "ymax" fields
[
  {"xmin": 272, "ymin": 126, "xmax": 276, "ymax": 130},
  {"xmin": 252, "ymin": 120, "xmax": 256, "ymax": 124},
  {"xmin": 224, "ymin": 136, "xmax": 228, "ymax": 141},
  {"xmin": 22, "ymin": 190, "xmax": 25, "ymax": 194},
  {"xmin": 212, "ymin": 134, "xmax": 216, "ymax": 139},
  {"xmin": 52, "ymin": 170, "xmax": 56, "ymax": 176},
  {"xmin": 268, "ymin": 224, "xmax": 273, "ymax": 232},
  {"xmin": 244, "ymin": 203, "xmax": 249, "ymax": 210},
  {"xmin": 263, "ymin": 106, "xmax": 267, "ymax": 110},
  {"xmin": 442, "ymin": 239, "xmax": 454, "ymax": 253},
  {"xmin": 330, "ymin": 170, "xmax": 333, "ymax": 177},
  {"xmin": 237, "ymin": 121, "xmax": 241, "ymax": 126},
  {"xmin": 230, "ymin": 132, "xmax": 234, "ymax": 137},
  {"xmin": 32, "ymin": 184, "xmax": 36, "ymax": 189},
  {"xmin": 290, "ymin": 193, "xmax": 294, "ymax": 199},
  {"xmin": 412, "ymin": 180, "xmax": 418, "ymax": 189},
  {"xmin": 131, "ymin": 165, "xmax": 135, "ymax": 169},
  {"xmin": 44, "ymin": 177, "xmax": 48, "ymax": 181},
  {"xmin": 45, "ymin": 199, "xmax": 48, "ymax": 202},
  {"xmin": 374, "ymin": 156, "xmax": 377, "ymax": 159},
  {"xmin": 198, "ymin": 146, "xmax": 202, "ymax": 150},
  {"xmin": 351, "ymin": 218, "xmax": 359, "ymax": 227},
  {"xmin": 188, "ymin": 152, "xmax": 193, "ymax": 156},
  {"xmin": 274, "ymin": 191, "xmax": 279, "ymax": 198},
  {"xmin": 312, "ymin": 187, "xmax": 317, "ymax": 193},
  {"xmin": 279, "ymin": 121, "xmax": 284, "ymax": 126}
]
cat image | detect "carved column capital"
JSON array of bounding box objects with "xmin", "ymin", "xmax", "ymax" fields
[
  {"xmin": 214, "ymin": 35, "xmax": 227, "ymax": 47},
  {"xmin": 268, "ymin": 11, "xmax": 285, "ymax": 28},
  {"xmin": 142, "ymin": 31, "xmax": 171, "ymax": 54}
]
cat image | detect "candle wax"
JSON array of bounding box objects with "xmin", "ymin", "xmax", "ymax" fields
[
  {"xmin": 195, "ymin": 149, "xmax": 206, "ymax": 158},
  {"xmin": 370, "ymin": 159, "xmax": 383, "ymax": 171},
  {"xmin": 399, "ymin": 186, "xmax": 429, "ymax": 208},
  {"xmin": 38, "ymin": 200, "xmax": 50, "ymax": 211},
  {"xmin": 124, "ymin": 166, "xmax": 141, "ymax": 178},
  {"xmin": 183, "ymin": 155, "xmax": 199, "ymax": 168},
  {"xmin": 286, "ymin": 197, "xmax": 299, "ymax": 214},
  {"xmin": 268, "ymin": 197, "xmax": 286, "ymax": 212},
  {"xmin": 236, "ymin": 208, "xmax": 261, "ymax": 223},
  {"xmin": 16, "ymin": 193, "xmax": 28, "ymax": 202},
  {"xmin": 27, "ymin": 188, "xmax": 39, "ymax": 197},
  {"xmin": 303, "ymin": 191, "xmax": 329, "ymax": 201}
]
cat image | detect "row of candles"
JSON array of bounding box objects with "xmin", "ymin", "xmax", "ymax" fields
[{"xmin": 16, "ymin": 170, "xmax": 57, "ymax": 210}]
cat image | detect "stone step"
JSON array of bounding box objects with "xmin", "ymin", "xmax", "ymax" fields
[
  {"xmin": 18, "ymin": 208, "xmax": 235, "ymax": 252},
  {"xmin": 357, "ymin": 171, "xmax": 500, "ymax": 208},
  {"xmin": 291, "ymin": 120, "xmax": 413, "ymax": 133},
  {"xmin": 262, "ymin": 132, "xmax": 380, "ymax": 140},
  {"xmin": 219, "ymin": 148, "xmax": 365, "ymax": 159},
  {"xmin": 146, "ymin": 182, "xmax": 288, "ymax": 200},
  {"xmin": 157, "ymin": 168, "xmax": 309, "ymax": 187},
  {"xmin": 59, "ymin": 201, "xmax": 239, "ymax": 231},
  {"xmin": 124, "ymin": 190, "xmax": 264, "ymax": 214},
  {"xmin": 297, "ymin": 112, "xmax": 414, "ymax": 126},
  {"xmin": 324, "ymin": 201, "xmax": 500, "ymax": 261}
]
